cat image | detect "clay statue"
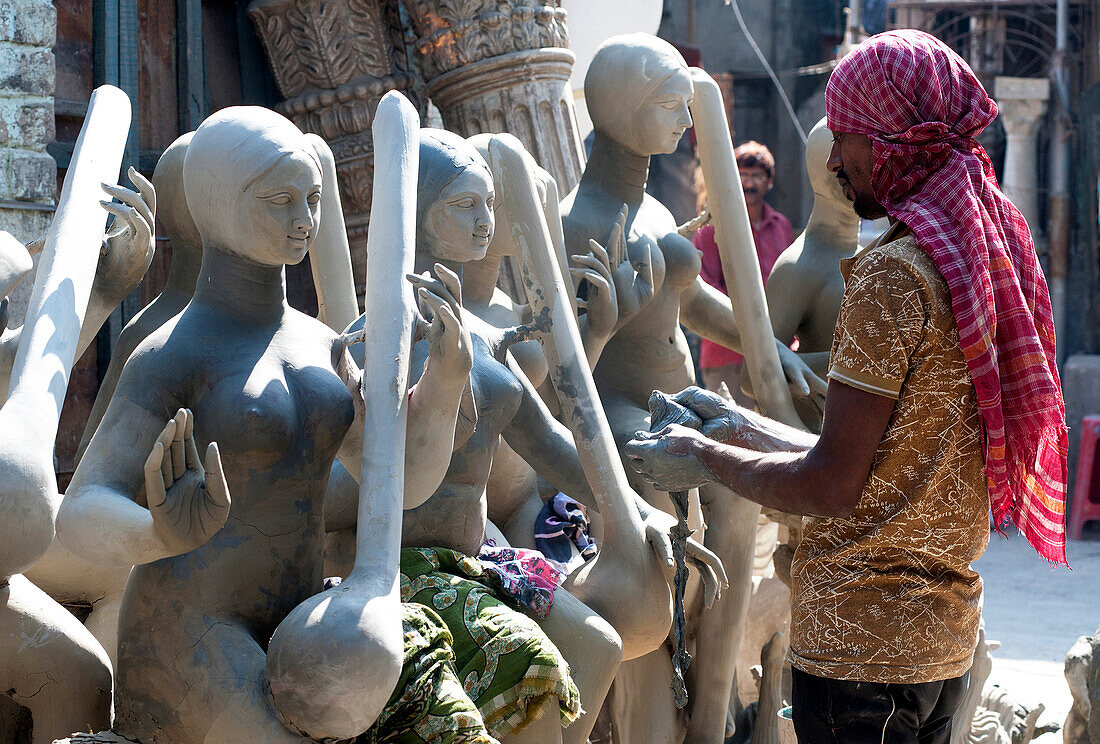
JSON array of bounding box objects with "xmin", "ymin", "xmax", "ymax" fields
[
  {"xmin": 0, "ymin": 85, "xmax": 133, "ymax": 744},
  {"xmin": 764, "ymin": 117, "xmax": 861, "ymax": 431},
  {"xmin": 1065, "ymin": 626, "xmax": 1100, "ymax": 744},
  {"xmin": 57, "ymin": 99, "xmax": 472, "ymax": 743},
  {"xmin": 558, "ymin": 33, "xmax": 822, "ymax": 744},
  {"xmin": 25, "ymin": 134, "xmax": 194, "ymax": 664},
  {"xmin": 463, "ymin": 132, "xmax": 651, "ymax": 550},
  {"xmin": 353, "ymin": 128, "xmax": 723, "ymax": 744}
]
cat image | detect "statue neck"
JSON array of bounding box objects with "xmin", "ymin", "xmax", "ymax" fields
[
  {"xmin": 462, "ymin": 253, "xmax": 503, "ymax": 306},
  {"xmin": 192, "ymin": 245, "xmax": 287, "ymax": 322},
  {"xmin": 804, "ymin": 195, "xmax": 861, "ymax": 250},
  {"xmin": 164, "ymin": 242, "xmax": 202, "ymax": 299},
  {"xmin": 584, "ymin": 131, "xmax": 650, "ymax": 205}
]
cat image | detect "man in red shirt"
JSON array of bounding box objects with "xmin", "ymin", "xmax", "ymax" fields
[{"xmin": 694, "ymin": 141, "xmax": 794, "ymax": 400}]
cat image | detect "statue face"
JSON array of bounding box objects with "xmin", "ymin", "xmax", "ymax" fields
[
  {"xmin": 627, "ymin": 68, "xmax": 694, "ymax": 156},
  {"xmin": 241, "ymin": 150, "xmax": 322, "ymax": 267},
  {"xmin": 424, "ymin": 167, "xmax": 496, "ymax": 263}
]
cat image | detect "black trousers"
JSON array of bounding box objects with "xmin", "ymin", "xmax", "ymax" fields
[{"xmin": 791, "ymin": 667, "xmax": 970, "ymax": 744}]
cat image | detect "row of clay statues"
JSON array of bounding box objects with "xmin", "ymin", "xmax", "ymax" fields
[{"xmin": 0, "ymin": 33, "xmax": 863, "ymax": 744}]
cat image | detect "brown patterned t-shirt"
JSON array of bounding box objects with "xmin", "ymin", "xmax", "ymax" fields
[{"xmin": 788, "ymin": 223, "xmax": 990, "ymax": 684}]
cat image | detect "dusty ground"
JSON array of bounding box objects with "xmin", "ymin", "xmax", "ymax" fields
[{"xmin": 975, "ymin": 528, "xmax": 1100, "ymax": 740}]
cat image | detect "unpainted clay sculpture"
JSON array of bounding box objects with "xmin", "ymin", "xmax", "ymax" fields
[
  {"xmin": 465, "ymin": 132, "xmax": 649, "ymax": 550},
  {"xmin": 27, "ymin": 133, "xmax": 193, "ymax": 663},
  {"xmin": 559, "ymin": 33, "xmax": 821, "ymax": 744},
  {"xmin": 0, "ymin": 85, "xmax": 132, "ymax": 744},
  {"xmin": 764, "ymin": 117, "xmax": 861, "ymax": 431},
  {"xmin": 57, "ymin": 97, "xmax": 472, "ymax": 743},
  {"xmin": 1065, "ymin": 626, "xmax": 1100, "ymax": 744},
  {"xmin": 396, "ymin": 128, "xmax": 620, "ymax": 744},
  {"xmin": 382, "ymin": 128, "xmax": 723, "ymax": 744}
]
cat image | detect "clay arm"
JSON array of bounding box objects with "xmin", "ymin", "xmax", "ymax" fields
[
  {"xmin": 502, "ymin": 352, "xmax": 594, "ymax": 500},
  {"xmin": 59, "ymin": 376, "xmax": 230, "ymax": 567},
  {"xmin": 337, "ymin": 267, "xmax": 473, "ymax": 509},
  {"xmin": 764, "ymin": 261, "xmax": 831, "ymax": 380},
  {"xmin": 681, "ymin": 275, "xmax": 826, "ymax": 400},
  {"xmin": 625, "ymin": 380, "xmax": 893, "ymax": 517}
]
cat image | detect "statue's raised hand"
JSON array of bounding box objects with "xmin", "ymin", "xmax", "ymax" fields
[
  {"xmin": 144, "ymin": 408, "xmax": 230, "ymax": 556},
  {"xmin": 570, "ymin": 235, "xmax": 616, "ymax": 340},
  {"xmin": 408, "ymin": 262, "xmax": 473, "ymax": 380},
  {"xmin": 95, "ymin": 166, "xmax": 156, "ymax": 303},
  {"xmin": 603, "ymin": 204, "xmax": 654, "ymax": 330}
]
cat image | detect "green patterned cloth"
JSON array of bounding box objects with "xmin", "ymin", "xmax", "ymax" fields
[
  {"xmin": 361, "ymin": 603, "xmax": 498, "ymax": 744},
  {"xmin": 399, "ymin": 547, "xmax": 581, "ymax": 737}
]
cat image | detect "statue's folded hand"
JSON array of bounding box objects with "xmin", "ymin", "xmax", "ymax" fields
[
  {"xmin": 636, "ymin": 499, "xmax": 728, "ymax": 608},
  {"xmin": 144, "ymin": 408, "xmax": 231, "ymax": 557}
]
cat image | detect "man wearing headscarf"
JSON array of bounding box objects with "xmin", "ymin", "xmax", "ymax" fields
[{"xmin": 624, "ymin": 29, "xmax": 1067, "ymax": 744}]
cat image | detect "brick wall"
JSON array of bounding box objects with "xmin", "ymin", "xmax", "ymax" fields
[{"xmin": 0, "ymin": 0, "xmax": 56, "ymax": 326}]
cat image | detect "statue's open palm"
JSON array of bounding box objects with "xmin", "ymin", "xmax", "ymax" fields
[{"xmin": 144, "ymin": 408, "xmax": 231, "ymax": 556}]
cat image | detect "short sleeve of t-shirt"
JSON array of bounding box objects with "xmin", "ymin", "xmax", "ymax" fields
[{"xmin": 829, "ymin": 246, "xmax": 929, "ymax": 400}]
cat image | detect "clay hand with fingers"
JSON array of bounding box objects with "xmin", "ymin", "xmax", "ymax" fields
[
  {"xmin": 604, "ymin": 204, "xmax": 655, "ymax": 331},
  {"xmin": 569, "ymin": 210, "xmax": 621, "ymax": 340},
  {"xmin": 406, "ymin": 262, "xmax": 474, "ymax": 380},
  {"xmin": 773, "ymin": 342, "xmax": 827, "ymax": 409},
  {"xmin": 624, "ymin": 423, "xmax": 716, "ymax": 493},
  {"xmin": 635, "ymin": 502, "xmax": 727, "ymax": 607},
  {"xmin": 95, "ymin": 166, "xmax": 157, "ymax": 302},
  {"xmin": 144, "ymin": 408, "xmax": 231, "ymax": 556},
  {"xmin": 676, "ymin": 208, "xmax": 711, "ymax": 238}
]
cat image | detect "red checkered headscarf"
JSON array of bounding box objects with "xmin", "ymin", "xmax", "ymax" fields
[{"xmin": 826, "ymin": 30, "xmax": 1068, "ymax": 563}]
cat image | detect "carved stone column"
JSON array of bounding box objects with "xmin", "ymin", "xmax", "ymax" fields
[
  {"xmin": 403, "ymin": 0, "xmax": 585, "ymax": 192},
  {"xmin": 995, "ymin": 76, "xmax": 1050, "ymax": 240},
  {"xmin": 248, "ymin": 0, "xmax": 417, "ymax": 297}
]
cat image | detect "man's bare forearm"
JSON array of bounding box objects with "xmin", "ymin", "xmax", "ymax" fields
[
  {"xmin": 727, "ymin": 407, "xmax": 818, "ymax": 452},
  {"xmin": 689, "ymin": 439, "xmax": 844, "ymax": 517}
]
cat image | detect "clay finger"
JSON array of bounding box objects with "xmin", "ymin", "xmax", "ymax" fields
[
  {"xmin": 689, "ymin": 554, "xmax": 721, "ymax": 607},
  {"xmin": 203, "ymin": 442, "xmax": 231, "ymax": 511},
  {"xmin": 127, "ymin": 166, "xmax": 157, "ymax": 223},
  {"xmin": 587, "ymin": 239, "xmax": 611, "ymax": 271},
  {"xmin": 171, "ymin": 409, "xmax": 187, "ymax": 480},
  {"xmin": 100, "ymin": 200, "xmax": 136, "ymax": 239},
  {"xmin": 153, "ymin": 418, "xmax": 177, "ymax": 490},
  {"xmin": 160, "ymin": 432, "xmax": 175, "ymax": 490},
  {"xmin": 418, "ymin": 288, "xmax": 447, "ymax": 327},
  {"xmin": 182, "ymin": 410, "xmax": 203, "ymax": 473},
  {"xmin": 432, "ymin": 263, "xmax": 463, "ymax": 307},
  {"xmin": 687, "ymin": 539, "xmax": 729, "ymax": 588},
  {"xmin": 648, "ymin": 525, "xmax": 675, "ymax": 568},
  {"xmin": 144, "ymin": 441, "xmax": 167, "ymax": 507}
]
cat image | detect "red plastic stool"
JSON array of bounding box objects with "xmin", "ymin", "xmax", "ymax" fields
[{"xmin": 1070, "ymin": 415, "xmax": 1100, "ymax": 539}]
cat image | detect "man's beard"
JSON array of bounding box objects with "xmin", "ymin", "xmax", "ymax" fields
[{"xmin": 853, "ymin": 193, "xmax": 886, "ymax": 220}]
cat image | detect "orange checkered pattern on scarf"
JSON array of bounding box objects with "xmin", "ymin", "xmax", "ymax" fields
[{"xmin": 826, "ymin": 30, "xmax": 1068, "ymax": 564}]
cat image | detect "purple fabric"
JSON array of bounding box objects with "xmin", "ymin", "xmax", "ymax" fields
[{"xmin": 534, "ymin": 493, "xmax": 598, "ymax": 566}]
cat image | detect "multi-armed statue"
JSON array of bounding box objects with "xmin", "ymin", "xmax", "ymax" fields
[
  {"xmin": 559, "ymin": 32, "xmax": 822, "ymax": 744},
  {"xmin": 0, "ymin": 85, "xmax": 145, "ymax": 744},
  {"xmin": 58, "ymin": 94, "xmax": 472, "ymax": 744}
]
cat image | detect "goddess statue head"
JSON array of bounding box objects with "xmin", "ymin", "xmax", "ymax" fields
[
  {"xmin": 585, "ymin": 33, "xmax": 693, "ymax": 157},
  {"xmin": 184, "ymin": 106, "xmax": 322, "ymax": 266},
  {"xmin": 416, "ymin": 128, "xmax": 495, "ymax": 263}
]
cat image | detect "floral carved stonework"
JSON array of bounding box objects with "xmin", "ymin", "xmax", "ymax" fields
[
  {"xmin": 402, "ymin": 0, "xmax": 568, "ymax": 80},
  {"xmin": 403, "ymin": 0, "xmax": 583, "ymax": 192},
  {"xmin": 248, "ymin": 0, "xmax": 417, "ymax": 293}
]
